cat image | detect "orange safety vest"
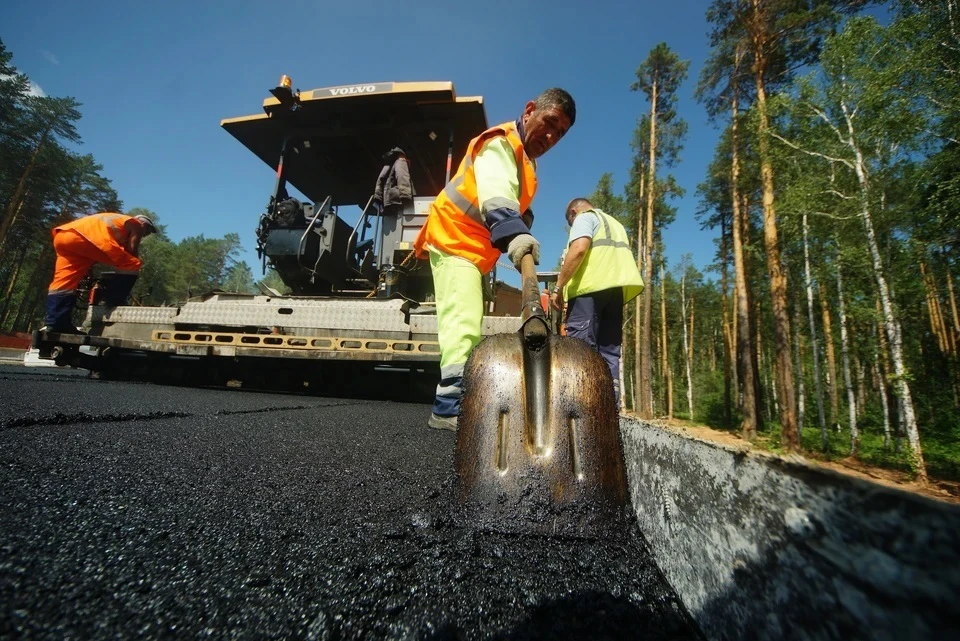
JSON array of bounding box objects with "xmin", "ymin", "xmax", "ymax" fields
[
  {"xmin": 414, "ymin": 121, "xmax": 537, "ymax": 274},
  {"xmin": 54, "ymin": 212, "xmax": 138, "ymax": 255}
]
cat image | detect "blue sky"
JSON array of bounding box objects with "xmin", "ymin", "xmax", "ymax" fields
[{"xmin": 6, "ymin": 0, "xmax": 722, "ymax": 289}]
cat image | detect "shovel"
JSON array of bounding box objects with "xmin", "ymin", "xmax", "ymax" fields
[{"xmin": 454, "ymin": 253, "xmax": 630, "ymax": 537}]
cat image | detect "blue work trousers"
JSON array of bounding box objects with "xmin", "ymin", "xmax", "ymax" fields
[{"xmin": 564, "ymin": 288, "xmax": 623, "ymax": 404}]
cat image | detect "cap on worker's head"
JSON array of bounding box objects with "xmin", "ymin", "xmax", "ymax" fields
[{"xmin": 133, "ymin": 214, "xmax": 157, "ymax": 233}]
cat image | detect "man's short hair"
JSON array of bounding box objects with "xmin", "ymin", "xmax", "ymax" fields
[
  {"xmin": 565, "ymin": 197, "xmax": 593, "ymax": 215},
  {"xmin": 534, "ymin": 88, "xmax": 576, "ymax": 126}
]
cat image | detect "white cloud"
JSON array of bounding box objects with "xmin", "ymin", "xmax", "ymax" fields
[
  {"xmin": 0, "ymin": 74, "xmax": 46, "ymax": 97},
  {"xmin": 41, "ymin": 50, "xmax": 59, "ymax": 66}
]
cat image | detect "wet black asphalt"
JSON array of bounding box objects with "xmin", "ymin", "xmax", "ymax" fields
[{"xmin": 0, "ymin": 364, "xmax": 701, "ymax": 640}]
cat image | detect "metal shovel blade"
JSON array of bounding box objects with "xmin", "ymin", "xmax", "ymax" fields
[{"xmin": 454, "ymin": 256, "xmax": 630, "ymax": 537}]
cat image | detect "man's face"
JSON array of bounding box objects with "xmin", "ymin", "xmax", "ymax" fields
[
  {"xmin": 521, "ymin": 101, "xmax": 571, "ymax": 159},
  {"xmin": 565, "ymin": 209, "xmax": 577, "ymax": 226}
]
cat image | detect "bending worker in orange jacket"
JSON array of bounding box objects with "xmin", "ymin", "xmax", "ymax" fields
[
  {"xmin": 45, "ymin": 212, "xmax": 157, "ymax": 332},
  {"xmin": 413, "ymin": 88, "xmax": 576, "ymax": 431}
]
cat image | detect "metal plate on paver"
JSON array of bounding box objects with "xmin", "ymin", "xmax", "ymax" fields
[
  {"xmin": 102, "ymin": 306, "xmax": 180, "ymax": 324},
  {"xmin": 409, "ymin": 315, "xmax": 521, "ymax": 336},
  {"xmin": 168, "ymin": 298, "xmax": 411, "ymax": 331},
  {"xmin": 100, "ymin": 299, "xmax": 519, "ymax": 336}
]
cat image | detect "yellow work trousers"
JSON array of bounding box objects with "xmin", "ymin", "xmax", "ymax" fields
[{"xmin": 429, "ymin": 245, "xmax": 484, "ymax": 417}]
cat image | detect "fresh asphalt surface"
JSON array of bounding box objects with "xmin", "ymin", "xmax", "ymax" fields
[{"xmin": 0, "ymin": 363, "xmax": 700, "ymax": 640}]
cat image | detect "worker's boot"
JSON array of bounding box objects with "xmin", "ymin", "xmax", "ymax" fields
[
  {"xmin": 44, "ymin": 292, "xmax": 81, "ymax": 334},
  {"xmin": 429, "ymin": 372, "xmax": 461, "ymax": 431},
  {"xmin": 428, "ymin": 413, "xmax": 458, "ymax": 431}
]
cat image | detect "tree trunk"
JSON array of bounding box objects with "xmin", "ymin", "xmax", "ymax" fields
[
  {"xmin": 802, "ymin": 213, "xmax": 828, "ymax": 449},
  {"xmin": 639, "ymin": 78, "xmax": 659, "ymax": 419},
  {"xmin": 730, "ymin": 91, "xmax": 758, "ymax": 440},
  {"xmin": 873, "ymin": 354, "xmax": 892, "ymax": 449},
  {"xmin": 745, "ymin": 196, "xmax": 765, "ymax": 428},
  {"xmin": 711, "ymin": 327, "xmax": 718, "ymax": 372},
  {"xmin": 754, "ymin": 56, "xmax": 798, "ymax": 450},
  {"xmin": 634, "ymin": 176, "xmax": 645, "ymax": 415},
  {"xmin": 721, "ymin": 215, "xmax": 733, "ymax": 427},
  {"xmin": 619, "ymin": 350, "xmax": 626, "ymax": 413},
  {"xmin": 820, "ymin": 290, "xmax": 839, "ymax": 431},
  {"xmin": 949, "ymin": 273, "xmax": 960, "ymax": 407},
  {"xmin": 667, "ymin": 364, "xmax": 674, "ymax": 419},
  {"xmin": 689, "ymin": 295, "xmax": 695, "ymax": 368},
  {"xmin": 875, "ymin": 299, "xmax": 896, "ymax": 448},
  {"xmin": 947, "ymin": 273, "xmax": 960, "ymax": 342},
  {"xmin": 856, "ymin": 354, "xmax": 867, "ymax": 419},
  {"xmin": 660, "ymin": 261, "xmax": 672, "ymax": 419},
  {"xmin": 763, "ymin": 344, "xmax": 777, "ymax": 423},
  {"xmin": 921, "ymin": 261, "xmax": 950, "ymax": 354},
  {"xmin": 1, "ymin": 130, "xmax": 50, "ymax": 249},
  {"xmin": 731, "ymin": 248, "xmax": 740, "ymax": 403},
  {"xmin": 681, "ymin": 276, "xmax": 694, "ymax": 420},
  {"xmin": 0, "ymin": 187, "xmax": 33, "ymax": 256},
  {"xmin": 836, "ymin": 264, "xmax": 858, "ymax": 457},
  {"xmin": 794, "ymin": 306, "xmax": 806, "ymax": 437},
  {"xmin": 13, "ymin": 247, "xmax": 53, "ymax": 332},
  {"xmin": 843, "ymin": 103, "xmax": 927, "ymax": 483}
]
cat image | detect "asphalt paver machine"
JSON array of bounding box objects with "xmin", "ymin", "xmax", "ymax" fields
[{"xmin": 33, "ymin": 79, "xmax": 541, "ymax": 395}]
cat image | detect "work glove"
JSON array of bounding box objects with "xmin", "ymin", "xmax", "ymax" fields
[{"xmin": 506, "ymin": 233, "xmax": 540, "ymax": 269}]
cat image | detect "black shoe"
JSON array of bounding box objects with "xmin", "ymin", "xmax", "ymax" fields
[{"xmin": 44, "ymin": 325, "xmax": 85, "ymax": 335}]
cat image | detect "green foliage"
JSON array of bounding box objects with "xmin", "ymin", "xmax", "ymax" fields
[
  {"xmin": 223, "ymin": 261, "xmax": 256, "ymax": 294},
  {"xmin": 258, "ymin": 269, "xmax": 292, "ymax": 295},
  {"xmin": 794, "ymin": 418, "xmax": 960, "ymax": 482},
  {"xmin": 131, "ymin": 223, "xmax": 246, "ymax": 304},
  {"xmin": 691, "ymin": 3, "xmax": 960, "ymax": 481},
  {"xmin": 0, "ymin": 39, "xmax": 123, "ymax": 331},
  {"xmin": 0, "ymin": 42, "xmax": 257, "ymax": 326},
  {"xmin": 588, "ymin": 173, "xmax": 626, "ymax": 223},
  {"xmin": 692, "ymin": 367, "xmax": 730, "ymax": 427},
  {"xmin": 627, "ymin": 44, "xmax": 689, "ymax": 241}
]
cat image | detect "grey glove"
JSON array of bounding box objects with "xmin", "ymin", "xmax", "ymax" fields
[{"xmin": 506, "ymin": 233, "xmax": 540, "ymax": 269}]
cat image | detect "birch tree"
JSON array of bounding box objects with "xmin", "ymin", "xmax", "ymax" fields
[
  {"xmin": 803, "ymin": 212, "xmax": 829, "ymax": 448},
  {"xmin": 771, "ymin": 16, "xmax": 928, "ymax": 479},
  {"xmin": 836, "ymin": 261, "xmax": 858, "ymax": 454}
]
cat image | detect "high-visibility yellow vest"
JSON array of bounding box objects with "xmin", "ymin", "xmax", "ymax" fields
[
  {"xmin": 414, "ymin": 121, "xmax": 537, "ymax": 274},
  {"xmin": 564, "ymin": 208, "xmax": 644, "ymax": 303}
]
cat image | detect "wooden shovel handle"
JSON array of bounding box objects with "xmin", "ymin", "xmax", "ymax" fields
[{"xmin": 519, "ymin": 253, "xmax": 547, "ymax": 340}]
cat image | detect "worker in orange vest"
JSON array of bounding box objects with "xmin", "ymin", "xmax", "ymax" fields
[
  {"xmin": 413, "ymin": 88, "xmax": 576, "ymax": 431},
  {"xmin": 44, "ymin": 212, "xmax": 157, "ymax": 333}
]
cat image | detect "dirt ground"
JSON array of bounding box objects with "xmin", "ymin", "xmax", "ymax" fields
[{"xmin": 624, "ymin": 413, "xmax": 960, "ymax": 506}]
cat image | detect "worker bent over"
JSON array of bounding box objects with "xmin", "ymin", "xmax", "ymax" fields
[
  {"xmin": 551, "ymin": 198, "xmax": 644, "ymax": 407},
  {"xmin": 413, "ymin": 88, "xmax": 576, "ymax": 431},
  {"xmin": 44, "ymin": 212, "xmax": 157, "ymax": 333}
]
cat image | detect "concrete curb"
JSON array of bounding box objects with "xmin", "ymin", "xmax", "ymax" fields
[
  {"xmin": 0, "ymin": 347, "xmax": 27, "ymax": 363},
  {"xmin": 620, "ymin": 417, "xmax": 960, "ymax": 641}
]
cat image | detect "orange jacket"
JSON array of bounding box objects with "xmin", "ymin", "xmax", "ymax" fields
[
  {"xmin": 54, "ymin": 212, "xmax": 143, "ymax": 270},
  {"xmin": 414, "ymin": 121, "xmax": 537, "ymax": 274}
]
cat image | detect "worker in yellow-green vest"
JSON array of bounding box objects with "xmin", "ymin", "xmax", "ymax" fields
[
  {"xmin": 550, "ymin": 197, "xmax": 644, "ymax": 407},
  {"xmin": 414, "ymin": 88, "xmax": 577, "ymax": 431}
]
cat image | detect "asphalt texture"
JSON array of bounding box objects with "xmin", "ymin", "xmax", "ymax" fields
[{"xmin": 0, "ymin": 364, "xmax": 701, "ymax": 640}]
